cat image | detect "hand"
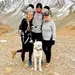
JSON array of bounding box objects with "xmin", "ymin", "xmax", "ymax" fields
[
  {"xmin": 51, "ymin": 40, "xmax": 55, "ymax": 45},
  {"xmin": 18, "ymin": 30, "xmax": 22, "ymax": 36}
]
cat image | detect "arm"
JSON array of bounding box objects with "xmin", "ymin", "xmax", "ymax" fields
[
  {"xmin": 18, "ymin": 19, "xmax": 27, "ymax": 36},
  {"xmin": 18, "ymin": 19, "xmax": 23, "ymax": 36},
  {"xmin": 51, "ymin": 21, "xmax": 56, "ymax": 45},
  {"xmin": 52, "ymin": 21, "xmax": 56, "ymax": 41},
  {"xmin": 19, "ymin": 19, "xmax": 24, "ymax": 30}
]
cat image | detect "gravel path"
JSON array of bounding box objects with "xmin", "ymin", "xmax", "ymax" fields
[{"xmin": 0, "ymin": 27, "xmax": 75, "ymax": 75}]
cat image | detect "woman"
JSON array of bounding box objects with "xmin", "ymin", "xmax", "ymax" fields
[
  {"xmin": 11, "ymin": 6, "xmax": 34, "ymax": 66},
  {"xmin": 42, "ymin": 7, "xmax": 56, "ymax": 67}
]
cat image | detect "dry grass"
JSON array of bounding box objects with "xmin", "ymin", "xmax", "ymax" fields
[{"xmin": 0, "ymin": 24, "xmax": 12, "ymax": 35}]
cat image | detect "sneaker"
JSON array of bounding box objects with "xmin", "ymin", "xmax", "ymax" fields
[
  {"xmin": 28, "ymin": 60, "xmax": 32, "ymax": 66},
  {"xmin": 41, "ymin": 60, "xmax": 44, "ymax": 65},
  {"xmin": 11, "ymin": 50, "xmax": 16, "ymax": 59},
  {"xmin": 21, "ymin": 61, "xmax": 26, "ymax": 66},
  {"xmin": 45, "ymin": 63, "xmax": 50, "ymax": 68}
]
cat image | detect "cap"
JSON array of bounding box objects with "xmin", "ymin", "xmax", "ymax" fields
[
  {"xmin": 44, "ymin": 11, "xmax": 49, "ymax": 16},
  {"xmin": 44, "ymin": 6, "xmax": 50, "ymax": 10},
  {"xmin": 36, "ymin": 3, "xmax": 42, "ymax": 9}
]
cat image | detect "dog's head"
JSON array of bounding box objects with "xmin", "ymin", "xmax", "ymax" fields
[{"xmin": 34, "ymin": 41, "xmax": 42, "ymax": 51}]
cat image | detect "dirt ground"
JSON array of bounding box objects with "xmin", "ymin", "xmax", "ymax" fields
[
  {"xmin": 0, "ymin": 24, "xmax": 12, "ymax": 35},
  {"xmin": 0, "ymin": 25, "xmax": 75, "ymax": 75},
  {"xmin": 0, "ymin": 13, "xmax": 75, "ymax": 75}
]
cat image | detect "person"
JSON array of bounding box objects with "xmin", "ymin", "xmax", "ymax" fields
[
  {"xmin": 11, "ymin": 6, "xmax": 34, "ymax": 66},
  {"xmin": 31, "ymin": 3, "xmax": 44, "ymax": 42},
  {"xmin": 42, "ymin": 7, "xmax": 56, "ymax": 67},
  {"xmin": 31, "ymin": 3, "xmax": 44, "ymax": 64}
]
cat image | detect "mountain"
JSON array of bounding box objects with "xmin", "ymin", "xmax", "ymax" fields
[{"xmin": 0, "ymin": 0, "xmax": 75, "ymax": 29}]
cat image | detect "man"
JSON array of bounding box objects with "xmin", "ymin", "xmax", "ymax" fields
[{"xmin": 31, "ymin": 3, "xmax": 43, "ymax": 42}]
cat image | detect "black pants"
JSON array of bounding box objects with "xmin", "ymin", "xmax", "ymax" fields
[
  {"xmin": 42, "ymin": 40, "xmax": 52, "ymax": 63},
  {"xmin": 17, "ymin": 49, "xmax": 33, "ymax": 61},
  {"xmin": 21, "ymin": 49, "xmax": 33, "ymax": 61},
  {"xmin": 17, "ymin": 49, "xmax": 22, "ymax": 52},
  {"xmin": 31, "ymin": 32, "xmax": 42, "ymax": 42},
  {"xmin": 17, "ymin": 42, "xmax": 33, "ymax": 61}
]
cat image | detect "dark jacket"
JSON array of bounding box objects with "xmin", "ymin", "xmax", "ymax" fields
[{"xmin": 19, "ymin": 18, "xmax": 33, "ymax": 52}]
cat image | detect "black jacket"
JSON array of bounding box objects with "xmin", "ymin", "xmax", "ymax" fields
[
  {"xmin": 19, "ymin": 18, "xmax": 32, "ymax": 40},
  {"xmin": 19, "ymin": 18, "xmax": 33, "ymax": 51}
]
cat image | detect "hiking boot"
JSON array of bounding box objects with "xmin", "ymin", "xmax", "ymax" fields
[
  {"xmin": 11, "ymin": 50, "xmax": 16, "ymax": 59},
  {"xmin": 45, "ymin": 63, "xmax": 50, "ymax": 68},
  {"xmin": 28, "ymin": 60, "xmax": 32, "ymax": 66}
]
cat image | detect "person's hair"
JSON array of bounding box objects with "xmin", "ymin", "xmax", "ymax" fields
[
  {"xmin": 29, "ymin": 4, "xmax": 34, "ymax": 9},
  {"xmin": 36, "ymin": 3, "xmax": 42, "ymax": 9}
]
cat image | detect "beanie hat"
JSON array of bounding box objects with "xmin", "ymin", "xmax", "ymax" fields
[
  {"xmin": 43, "ymin": 6, "xmax": 52, "ymax": 17},
  {"xmin": 44, "ymin": 6, "xmax": 50, "ymax": 10},
  {"xmin": 29, "ymin": 4, "xmax": 34, "ymax": 9},
  {"xmin": 43, "ymin": 6, "xmax": 50, "ymax": 13},
  {"xmin": 25, "ymin": 7, "xmax": 33, "ymax": 14},
  {"xmin": 36, "ymin": 3, "xmax": 42, "ymax": 9}
]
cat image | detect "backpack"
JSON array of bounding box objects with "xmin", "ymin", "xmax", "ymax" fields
[{"xmin": 32, "ymin": 11, "xmax": 44, "ymax": 28}]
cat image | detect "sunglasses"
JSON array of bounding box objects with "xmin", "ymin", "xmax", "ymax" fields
[
  {"xmin": 44, "ymin": 14, "xmax": 49, "ymax": 16},
  {"xmin": 44, "ymin": 12, "xmax": 49, "ymax": 16}
]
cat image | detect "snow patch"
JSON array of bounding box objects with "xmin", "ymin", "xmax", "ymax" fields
[{"xmin": 0, "ymin": 40, "xmax": 7, "ymax": 43}]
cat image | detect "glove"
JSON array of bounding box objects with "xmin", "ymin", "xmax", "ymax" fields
[{"xmin": 51, "ymin": 40, "xmax": 55, "ymax": 45}]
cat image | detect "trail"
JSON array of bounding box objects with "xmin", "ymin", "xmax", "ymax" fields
[
  {"xmin": 0, "ymin": 25, "xmax": 75, "ymax": 75},
  {"xmin": 0, "ymin": 13, "xmax": 75, "ymax": 75}
]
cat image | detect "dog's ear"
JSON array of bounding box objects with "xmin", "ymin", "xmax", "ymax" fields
[
  {"xmin": 38, "ymin": 41, "xmax": 42, "ymax": 46},
  {"xmin": 34, "ymin": 42, "xmax": 37, "ymax": 48},
  {"xmin": 35, "ymin": 39, "xmax": 37, "ymax": 42}
]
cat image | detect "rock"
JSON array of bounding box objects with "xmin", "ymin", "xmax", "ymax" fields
[
  {"xmin": 0, "ymin": 40, "xmax": 7, "ymax": 43},
  {"xmin": 5, "ymin": 67, "xmax": 13, "ymax": 74},
  {"xmin": 54, "ymin": 72, "xmax": 60, "ymax": 75}
]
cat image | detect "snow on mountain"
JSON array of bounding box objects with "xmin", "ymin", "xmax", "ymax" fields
[{"xmin": 0, "ymin": 0, "xmax": 75, "ymax": 29}]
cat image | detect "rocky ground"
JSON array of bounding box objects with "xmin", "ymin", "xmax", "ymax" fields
[
  {"xmin": 0, "ymin": 24, "xmax": 12, "ymax": 35},
  {"xmin": 0, "ymin": 13, "xmax": 75, "ymax": 75}
]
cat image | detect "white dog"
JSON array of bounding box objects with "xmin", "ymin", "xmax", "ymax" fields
[{"xmin": 33, "ymin": 41, "xmax": 43, "ymax": 71}]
